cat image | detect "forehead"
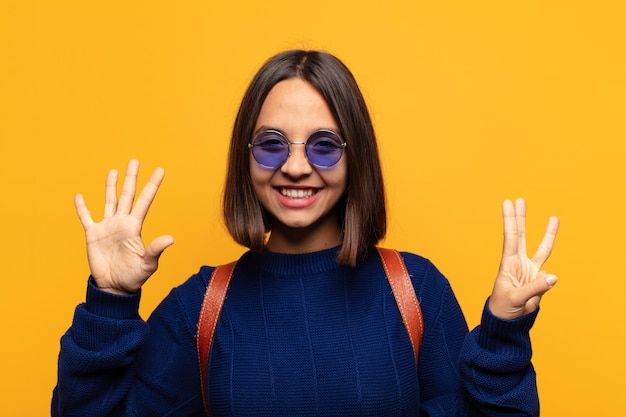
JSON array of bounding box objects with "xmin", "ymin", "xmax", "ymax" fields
[{"xmin": 254, "ymin": 78, "xmax": 338, "ymax": 134}]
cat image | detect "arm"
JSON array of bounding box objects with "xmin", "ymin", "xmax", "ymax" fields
[
  {"xmin": 457, "ymin": 302, "xmax": 540, "ymax": 416},
  {"xmin": 52, "ymin": 281, "xmax": 147, "ymax": 417},
  {"xmin": 414, "ymin": 275, "xmax": 542, "ymax": 417},
  {"xmin": 459, "ymin": 198, "xmax": 559, "ymax": 416},
  {"xmin": 417, "ymin": 199, "xmax": 559, "ymax": 416},
  {"xmin": 52, "ymin": 160, "xmax": 179, "ymax": 416},
  {"xmin": 418, "ymin": 296, "xmax": 541, "ymax": 417},
  {"xmin": 52, "ymin": 276, "xmax": 207, "ymax": 417}
]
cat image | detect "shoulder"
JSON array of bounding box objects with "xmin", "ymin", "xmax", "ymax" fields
[
  {"xmin": 388, "ymin": 249, "xmax": 458, "ymax": 314},
  {"xmin": 357, "ymin": 247, "xmax": 454, "ymax": 301},
  {"xmin": 172, "ymin": 265, "xmax": 215, "ymax": 297},
  {"xmin": 397, "ymin": 251, "xmax": 436, "ymax": 277},
  {"xmin": 148, "ymin": 266, "xmax": 217, "ymax": 332},
  {"xmin": 170, "ymin": 251, "xmax": 259, "ymax": 304},
  {"xmin": 391, "ymin": 249, "xmax": 467, "ymax": 336},
  {"xmin": 401, "ymin": 249, "xmax": 453, "ymax": 289},
  {"xmin": 386, "ymin": 249, "xmax": 451, "ymax": 294}
]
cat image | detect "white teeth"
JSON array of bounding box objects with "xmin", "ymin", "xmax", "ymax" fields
[{"xmin": 280, "ymin": 188, "xmax": 316, "ymax": 198}]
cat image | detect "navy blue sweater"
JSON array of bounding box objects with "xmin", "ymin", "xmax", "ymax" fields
[{"xmin": 52, "ymin": 247, "xmax": 539, "ymax": 416}]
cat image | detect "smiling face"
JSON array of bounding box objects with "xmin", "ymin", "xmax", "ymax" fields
[{"xmin": 250, "ymin": 78, "xmax": 348, "ymax": 253}]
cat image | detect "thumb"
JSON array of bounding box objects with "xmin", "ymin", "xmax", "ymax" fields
[
  {"xmin": 145, "ymin": 235, "xmax": 176, "ymax": 260},
  {"xmin": 517, "ymin": 270, "xmax": 558, "ymax": 303}
]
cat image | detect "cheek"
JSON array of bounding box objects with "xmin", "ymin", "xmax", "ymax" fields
[
  {"xmin": 249, "ymin": 155, "xmax": 262, "ymax": 183},
  {"xmin": 249, "ymin": 157, "xmax": 275, "ymax": 194},
  {"xmin": 325, "ymin": 159, "xmax": 348, "ymax": 191}
]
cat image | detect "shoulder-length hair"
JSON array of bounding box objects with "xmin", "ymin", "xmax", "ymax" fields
[{"xmin": 223, "ymin": 50, "xmax": 386, "ymax": 266}]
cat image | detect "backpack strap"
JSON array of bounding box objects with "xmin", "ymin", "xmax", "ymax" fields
[
  {"xmin": 196, "ymin": 249, "xmax": 424, "ymax": 416},
  {"xmin": 196, "ymin": 261, "xmax": 237, "ymax": 417},
  {"xmin": 377, "ymin": 247, "xmax": 424, "ymax": 369}
]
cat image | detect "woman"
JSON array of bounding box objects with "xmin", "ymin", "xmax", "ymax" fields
[{"xmin": 52, "ymin": 50, "xmax": 559, "ymax": 416}]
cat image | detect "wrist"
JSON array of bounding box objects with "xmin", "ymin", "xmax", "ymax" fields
[
  {"xmin": 85, "ymin": 277, "xmax": 142, "ymax": 319},
  {"xmin": 488, "ymin": 296, "xmax": 524, "ymax": 320},
  {"xmin": 478, "ymin": 298, "xmax": 538, "ymax": 353}
]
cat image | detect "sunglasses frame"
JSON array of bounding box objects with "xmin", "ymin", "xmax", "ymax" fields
[{"xmin": 248, "ymin": 129, "xmax": 347, "ymax": 168}]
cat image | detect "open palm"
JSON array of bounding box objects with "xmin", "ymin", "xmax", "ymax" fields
[
  {"xmin": 489, "ymin": 198, "xmax": 560, "ymax": 320},
  {"xmin": 75, "ymin": 160, "xmax": 174, "ymax": 294}
]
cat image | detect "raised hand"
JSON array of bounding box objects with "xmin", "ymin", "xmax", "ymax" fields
[
  {"xmin": 488, "ymin": 198, "xmax": 560, "ymax": 320},
  {"xmin": 74, "ymin": 160, "xmax": 175, "ymax": 295}
]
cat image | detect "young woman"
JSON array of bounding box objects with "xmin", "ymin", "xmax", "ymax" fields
[{"xmin": 52, "ymin": 50, "xmax": 559, "ymax": 416}]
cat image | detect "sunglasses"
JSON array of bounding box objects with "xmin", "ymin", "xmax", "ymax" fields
[{"xmin": 249, "ymin": 129, "xmax": 347, "ymax": 168}]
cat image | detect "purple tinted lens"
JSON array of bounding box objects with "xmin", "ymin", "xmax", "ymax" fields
[
  {"xmin": 251, "ymin": 131, "xmax": 289, "ymax": 167},
  {"xmin": 305, "ymin": 131, "xmax": 344, "ymax": 167}
]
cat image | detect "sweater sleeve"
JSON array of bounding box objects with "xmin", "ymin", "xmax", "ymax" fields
[
  {"xmin": 51, "ymin": 274, "xmax": 209, "ymax": 417},
  {"xmin": 457, "ymin": 301, "xmax": 540, "ymax": 416},
  {"xmin": 402, "ymin": 254, "xmax": 539, "ymax": 417}
]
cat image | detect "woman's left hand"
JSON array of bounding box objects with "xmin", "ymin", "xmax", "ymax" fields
[{"xmin": 488, "ymin": 198, "xmax": 560, "ymax": 320}]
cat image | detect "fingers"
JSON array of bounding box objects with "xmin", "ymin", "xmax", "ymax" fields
[
  {"xmin": 501, "ymin": 199, "xmax": 519, "ymax": 258},
  {"xmin": 103, "ymin": 169, "xmax": 119, "ymax": 217},
  {"xmin": 117, "ymin": 159, "xmax": 140, "ymax": 214},
  {"xmin": 80, "ymin": 160, "xmax": 165, "ymax": 224},
  {"xmin": 502, "ymin": 198, "xmax": 557, "ymax": 263},
  {"xmin": 131, "ymin": 167, "xmax": 165, "ymax": 221},
  {"xmin": 74, "ymin": 194, "xmax": 94, "ymax": 229},
  {"xmin": 515, "ymin": 198, "xmax": 527, "ymax": 257},
  {"xmin": 532, "ymin": 216, "xmax": 560, "ymax": 265}
]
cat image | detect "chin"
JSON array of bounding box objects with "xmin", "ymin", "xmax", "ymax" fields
[{"xmin": 277, "ymin": 218, "xmax": 316, "ymax": 229}]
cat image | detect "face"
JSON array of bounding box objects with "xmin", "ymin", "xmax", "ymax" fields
[{"xmin": 250, "ymin": 78, "xmax": 348, "ymax": 251}]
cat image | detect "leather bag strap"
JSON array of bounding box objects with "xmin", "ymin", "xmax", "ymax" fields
[
  {"xmin": 377, "ymin": 247, "xmax": 424, "ymax": 369},
  {"xmin": 196, "ymin": 261, "xmax": 237, "ymax": 417},
  {"xmin": 196, "ymin": 248, "xmax": 423, "ymax": 416}
]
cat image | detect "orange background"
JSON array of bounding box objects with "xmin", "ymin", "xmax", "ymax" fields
[{"xmin": 1, "ymin": 1, "xmax": 625, "ymax": 415}]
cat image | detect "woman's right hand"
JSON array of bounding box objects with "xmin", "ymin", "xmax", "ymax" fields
[{"xmin": 74, "ymin": 159, "xmax": 175, "ymax": 295}]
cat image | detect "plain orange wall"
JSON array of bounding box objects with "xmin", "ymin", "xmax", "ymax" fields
[{"xmin": 1, "ymin": 0, "xmax": 625, "ymax": 415}]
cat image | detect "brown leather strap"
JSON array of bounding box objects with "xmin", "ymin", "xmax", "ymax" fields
[
  {"xmin": 196, "ymin": 261, "xmax": 237, "ymax": 417},
  {"xmin": 377, "ymin": 247, "xmax": 424, "ymax": 368},
  {"xmin": 197, "ymin": 249, "xmax": 423, "ymax": 415}
]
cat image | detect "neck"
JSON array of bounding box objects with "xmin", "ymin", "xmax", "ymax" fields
[{"xmin": 265, "ymin": 214, "xmax": 343, "ymax": 254}]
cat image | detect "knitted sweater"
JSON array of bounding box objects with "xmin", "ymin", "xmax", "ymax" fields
[{"xmin": 52, "ymin": 247, "xmax": 540, "ymax": 416}]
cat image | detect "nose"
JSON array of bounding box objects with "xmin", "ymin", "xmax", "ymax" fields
[{"xmin": 280, "ymin": 142, "xmax": 312, "ymax": 178}]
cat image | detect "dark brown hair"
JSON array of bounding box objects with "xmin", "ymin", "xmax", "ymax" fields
[{"xmin": 223, "ymin": 50, "xmax": 386, "ymax": 266}]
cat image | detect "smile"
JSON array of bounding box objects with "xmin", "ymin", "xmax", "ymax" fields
[{"xmin": 278, "ymin": 188, "xmax": 318, "ymax": 199}]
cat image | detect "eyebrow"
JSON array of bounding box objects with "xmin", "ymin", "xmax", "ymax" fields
[
  {"xmin": 252, "ymin": 126, "xmax": 341, "ymax": 138},
  {"xmin": 253, "ymin": 125, "xmax": 284, "ymax": 137}
]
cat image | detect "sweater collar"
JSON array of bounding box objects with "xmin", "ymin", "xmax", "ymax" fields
[{"xmin": 238, "ymin": 245, "xmax": 344, "ymax": 276}]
